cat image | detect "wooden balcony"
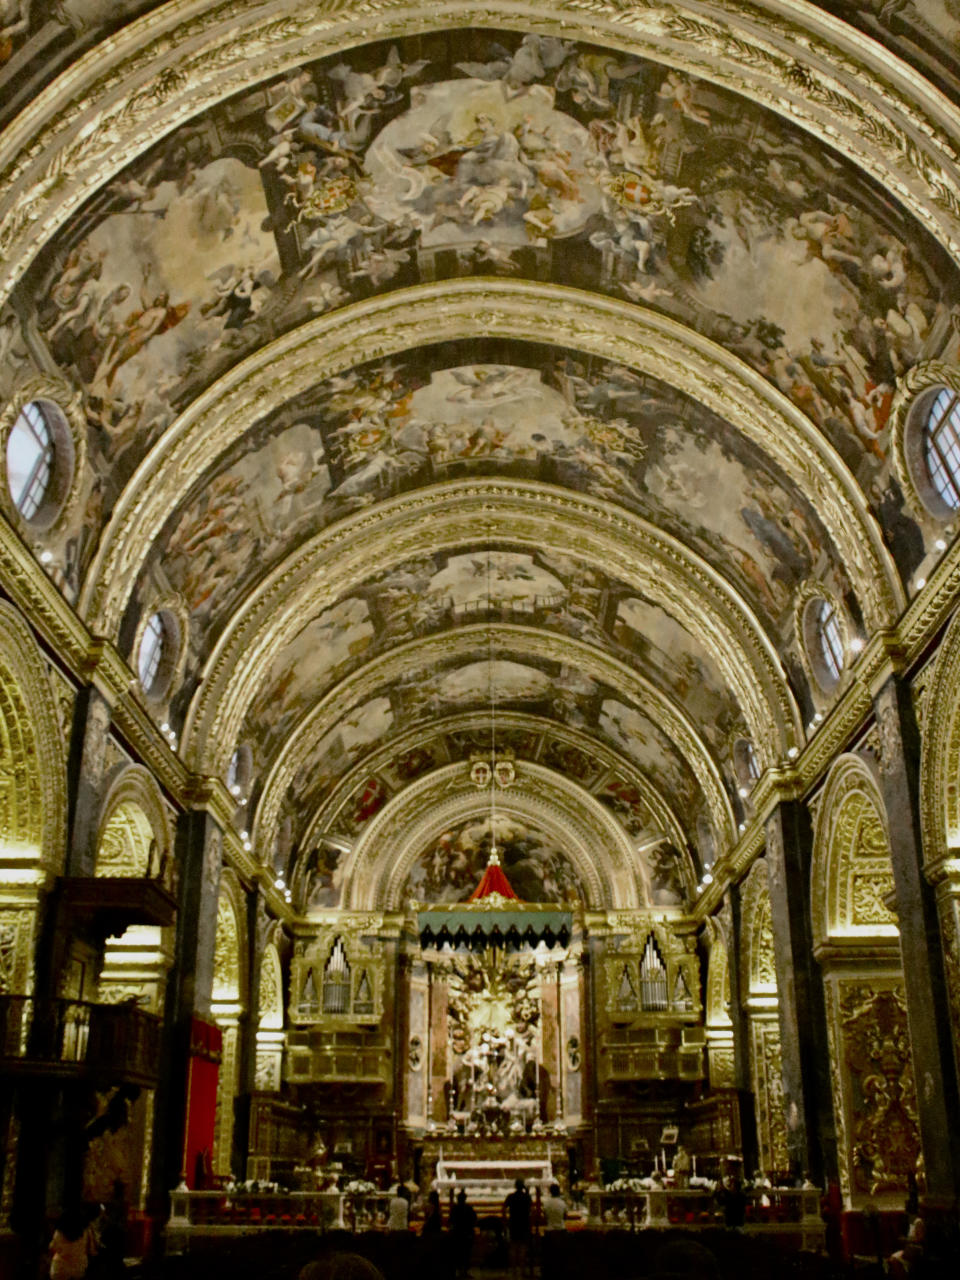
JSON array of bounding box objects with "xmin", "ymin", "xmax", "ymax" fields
[
  {"xmin": 59, "ymin": 875, "xmax": 177, "ymax": 932},
  {"xmin": 284, "ymin": 1030, "xmax": 391, "ymax": 1085},
  {"xmin": 0, "ymin": 995, "xmax": 162, "ymax": 1088},
  {"xmin": 600, "ymin": 1024, "xmax": 705, "ymax": 1083}
]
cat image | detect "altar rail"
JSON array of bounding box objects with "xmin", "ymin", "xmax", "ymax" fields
[
  {"xmin": 167, "ymin": 1190, "xmax": 396, "ymax": 1246},
  {"xmin": 585, "ymin": 1187, "xmax": 823, "ymax": 1249}
]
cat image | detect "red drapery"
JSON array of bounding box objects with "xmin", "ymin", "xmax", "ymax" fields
[{"xmin": 181, "ymin": 1016, "xmax": 222, "ymax": 1187}]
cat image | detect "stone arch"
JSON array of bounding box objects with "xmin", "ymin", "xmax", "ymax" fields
[
  {"xmin": 0, "ymin": 601, "xmax": 66, "ymax": 998},
  {"xmin": 94, "ymin": 765, "xmax": 177, "ymax": 1013},
  {"xmin": 337, "ymin": 762, "xmax": 665, "ymax": 913},
  {"xmin": 811, "ymin": 754, "xmax": 919, "ymax": 1206},
  {"xmin": 95, "ymin": 764, "xmax": 174, "ymax": 880},
  {"xmin": 810, "ymin": 756, "xmax": 897, "ymax": 953}
]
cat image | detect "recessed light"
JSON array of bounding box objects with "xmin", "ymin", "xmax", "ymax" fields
[
  {"xmin": 39, "ymin": 550, "xmax": 53, "ymax": 564},
  {"xmin": 787, "ymin": 746, "xmax": 798, "ymax": 759},
  {"xmin": 936, "ymin": 538, "xmax": 948, "ymax": 552},
  {"xmin": 916, "ymin": 577, "xmax": 926, "ymax": 589},
  {"xmin": 738, "ymin": 786, "xmax": 748, "ymax": 798},
  {"xmin": 848, "ymin": 638, "xmax": 864, "ymax": 654}
]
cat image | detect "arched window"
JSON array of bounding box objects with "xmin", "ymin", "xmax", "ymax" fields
[
  {"xmin": 7, "ymin": 401, "xmax": 54, "ymax": 520},
  {"xmin": 138, "ymin": 613, "xmax": 165, "ymax": 692},
  {"xmin": 924, "ymin": 387, "xmax": 960, "ymax": 511},
  {"xmin": 816, "ymin": 599, "xmax": 844, "ymax": 684}
]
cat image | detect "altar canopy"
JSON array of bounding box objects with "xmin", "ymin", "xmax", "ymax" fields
[{"xmin": 416, "ymin": 854, "xmax": 573, "ymax": 950}]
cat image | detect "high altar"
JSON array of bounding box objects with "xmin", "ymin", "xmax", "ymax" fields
[{"xmin": 248, "ymin": 847, "xmax": 714, "ymax": 1194}]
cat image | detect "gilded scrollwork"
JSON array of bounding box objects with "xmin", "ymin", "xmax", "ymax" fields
[
  {"xmin": 340, "ymin": 761, "xmax": 645, "ymax": 911},
  {"xmin": 836, "ymin": 981, "xmax": 920, "ymax": 1200},
  {"xmin": 256, "ymin": 623, "xmax": 733, "ymax": 869}
]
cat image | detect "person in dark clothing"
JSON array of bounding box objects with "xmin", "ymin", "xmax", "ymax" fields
[
  {"xmin": 450, "ymin": 1189, "xmax": 477, "ymax": 1279},
  {"xmin": 719, "ymin": 1175, "xmax": 747, "ymax": 1229},
  {"xmin": 422, "ymin": 1188, "xmax": 443, "ymax": 1234},
  {"xmin": 503, "ymin": 1178, "xmax": 532, "ymax": 1280}
]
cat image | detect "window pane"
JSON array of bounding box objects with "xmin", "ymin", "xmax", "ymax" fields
[
  {"xmin": 925, "ymin": 389, "xmax": 960, "ymax": 510},
  {"xmin": 817, "ymin": 601, "xmax": 844, "ymax": 682},
  {"xmin": 7, "ymin": 402, "xmax": 53, "ymax": 520},
  {"xmin": 138, "ymin": 614, "xmax": 165, "ymax": 690}
]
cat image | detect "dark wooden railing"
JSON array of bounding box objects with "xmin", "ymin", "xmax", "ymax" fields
[{"xmin": 0, "ymin": 995, "xmax": 161, "ymax": 1086}]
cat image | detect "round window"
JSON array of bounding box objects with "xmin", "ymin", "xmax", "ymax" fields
[{"xmin": 5, "ymin": 399, "xmax": 73, "ymax": 528}]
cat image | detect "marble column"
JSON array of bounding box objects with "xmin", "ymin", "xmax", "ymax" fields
[
  {"xmin": 765, "ymin": 801, "xmax": 837, "ymax": 1185},
  {"xmin": 874, "ymin": 676, "xmax": 960, "ymax": 1205}
]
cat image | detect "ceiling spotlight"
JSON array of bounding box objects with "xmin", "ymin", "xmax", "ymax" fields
[
  {"xmin": 230, "ymin": 783, "xmax": 241, "ymax": 797},
  {"xmin": 787, "ymin": 746, "xmax": 798, "ymax": 759},
  {"xmin": 243, "ymin": 840, "xmax": 252, "ymax": 852},
  {"xmin": 738, "ymin": 821, "xmax": 746, "ymax": 834},
  {"xmin": 703, "ymin": 872, "xmax": 713, "ymax": 885},
  {"xmin": 936, "ymin": 538, "xmax": 948, "ymax": 552},
  {"xmin": 814, "ymin": 711, "xmax": 823, "ymax": 723},
  {"xmin": 916, "ymin": 577, "xmax": 926, "ymax": 590},
  {"xmin": 274, "ymin": 877, "xmax": 284, "ymax": 889},
  {"xmin": 848, "ymin": 637, "xmax": 864, "ymax": 654},
  {"xmin": 738, "ymin": 786, "xmax": 748, "ymax": 798},
  {"xmin": 39, "ymin": 550, "xmax": 53, "ymax": 564},
  {"xmin": 241, "ymin": 830, "xmax": 249, "ymax": 841},
  {"xmin": 161, "ymin": 722, "xmax": 170, "ymax": 733}
]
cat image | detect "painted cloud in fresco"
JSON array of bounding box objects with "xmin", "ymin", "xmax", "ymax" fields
[
  {"xmin": 147, "ymin": 350, "xmax": 836, "ymax": 711},
  {"xmin": 10, "ymin": 29, "xmax": 949, "ymax": 609},
  {"xmin": 404, "ymin": 814, "xmax": 582, "ymax": 904}
]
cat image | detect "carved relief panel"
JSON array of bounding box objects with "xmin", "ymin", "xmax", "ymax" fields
[{"xmin": 824, "ymin": 977, "xmax": 920, "ymax": 1205}]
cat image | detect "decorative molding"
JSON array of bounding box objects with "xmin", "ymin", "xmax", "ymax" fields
[
  {"xmin": 255, "ymin": 623, "xmax": 735, "ymax": 863},
  {"xmin": 81, "ymin": 283, "xmax": 900, "ymax": 645}
]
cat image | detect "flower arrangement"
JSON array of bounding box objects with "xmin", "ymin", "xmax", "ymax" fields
[{"xmin": 344, "ymin": 1180, "xmax": 378, "ymax": 1195}]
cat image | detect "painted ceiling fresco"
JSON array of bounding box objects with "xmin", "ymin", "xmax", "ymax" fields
[
  {"xmin": 138, "ymin": 341, "xmax": 846, "ymax": 707},
  {"xmin": 2, "ymin": 31, "xmax": 952, "ymax": 598},
  {"xmin": 5, "ymin": 9, "xmax": 960, "ymax": 913}
]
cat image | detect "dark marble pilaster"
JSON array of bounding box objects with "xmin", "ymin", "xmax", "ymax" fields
[
  {"xmin": 233, "ymin": 887, "xmax": 265, "ymax": 1177},
  {"xmin": 765, "ymin": 801, "xmax": 837, "ymax": 1185},
  {"xmin": 725, "ymin": 887, "xmax": 759, "ymax": 1178},
  {"xmin": 149, "ymin": 809, "xmax": 223, "ymax": 1209},
  {"xmin": 874, "ymin": 676, "xmax": 960, "ymax": 1204}
]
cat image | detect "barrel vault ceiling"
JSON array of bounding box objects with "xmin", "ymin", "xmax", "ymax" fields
[{"xmin": 3, "ymin": 1, "xmax": 960, "ymax": 918}]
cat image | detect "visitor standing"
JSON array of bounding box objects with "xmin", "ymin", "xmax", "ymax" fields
[
  {"xmin": 450, "ymin": 1189, "xmax": 477, "ymax": 1280},
  {"xmin": 503, "ymin": 1178, "xmax": 532, "ymax": 1280},
  {"xmin": 387, "ymin": 1184, "xmax": 410, "ymax": 1232}
]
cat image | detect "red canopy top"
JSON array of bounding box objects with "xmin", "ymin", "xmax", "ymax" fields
[{"xmin": 468, "ymin": 853, "xmax": 519, "ymax": 902}]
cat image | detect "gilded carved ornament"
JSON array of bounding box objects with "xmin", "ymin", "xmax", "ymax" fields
[
  {"xmin": 81, "ymin": 283, "xmax": 899, "ymax": 641},
  {"xmin": 340, "ymin": 761, "xmax": 644, "ymax": 911},
  {"xmin": 0, "ymin": 602, "xmax": 67, "ymax": 877},
  {"xmin": 303, "ymin": 709, "xmax": 688, "ymax": 860},
  {"xmin": 254, "ymin": 623, "xmax": 734, "ymax": 860},
  {"xmin": 4, "ymin": 0, "xmax": 960, "ymax": 311},
  {"xmin": 739, "ymin": 860, "xmax": 778, "ymax": 996},
  {"xmin": 810, "ymin": 756, "xmax": 897, "ymax": 952},
  {"xmin": 94, "ymin": 763, "xmax": 176, "ymax": 880},
  {"xmin": 185, "ymin": 485, "xmax": 799, "ymax": 783}
]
